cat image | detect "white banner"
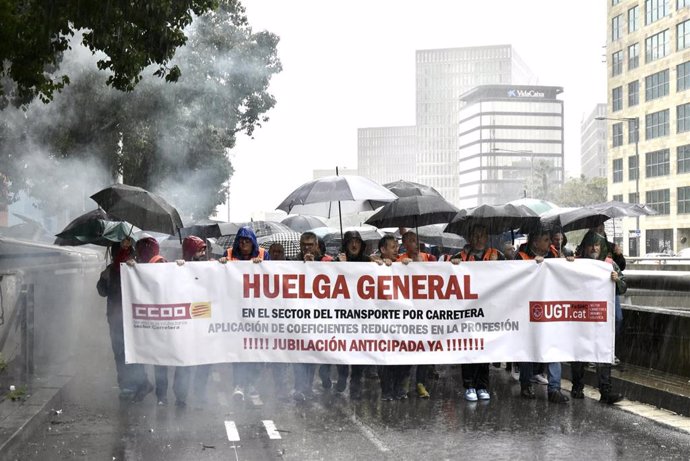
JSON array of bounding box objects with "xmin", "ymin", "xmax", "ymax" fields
[{"xmin": 121, "ymin": 259, "xmax": 615, "ymax": 366}]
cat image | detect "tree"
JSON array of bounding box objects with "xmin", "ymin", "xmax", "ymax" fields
[
  {"xmin": 0, "ymin": 0, "xmax": 281, "ymax": 222},
  {"xmin": 0, "ymin": 0, "xmax": 218, "ymax": 108},
  {"xmin": 552, "ymin": 176, "xmax": 608, "ymax": 207}
]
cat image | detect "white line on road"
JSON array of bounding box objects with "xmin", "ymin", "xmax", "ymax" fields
[
  {"xmin": 262, "ymin": 420, "xmax": 282, "ymax": 439},
  {"xmin": 349, "ymin": 414, "xmax": 390, "ymax": 453},
  {"xmin": 225, "ymin": 421, "xmax": 240, "ymax": 441}
]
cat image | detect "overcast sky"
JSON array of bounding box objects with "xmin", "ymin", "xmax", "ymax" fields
[{"xmin": 223, "ymin": 0, "xmax": 607, "ymax": 222}]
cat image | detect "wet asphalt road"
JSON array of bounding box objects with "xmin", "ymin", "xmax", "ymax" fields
[{"xmin": 11, "ymin": 354, "xmax": 690, "ymax": 461}]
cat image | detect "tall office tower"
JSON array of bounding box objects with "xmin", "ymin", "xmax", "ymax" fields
[
  {"xmin": 605, "ymin": 0, "xmax": 690, "ymax": 255},
  {"xmin": 357, "ymin": 126, "xmax": 416, "ymax": 185},
  {"xmin": 415, "ymin": 45, "xmax": 537, "ymax": 206},
  {"xmin": 456, "ymin": 85, "xmax": 565, "ymax": 209},
  {"xmin": 581, "ymin": 104, "xmax": 609, "ymax": 179}
]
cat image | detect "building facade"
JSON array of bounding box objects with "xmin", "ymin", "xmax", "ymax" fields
[
  {"xmin": 581, "ymin": 104, "xmax": 609, "ymax": 179},
  {"xmin": 455, "ymin": 85, "xmax": 565, "ymax": 209},
  {"xmin": 415, "ymin": 45, "xmax": 537, "ymax": 206},
  {"xmin": 606, "ymin": 0, "xmax": 690, "ymax": 255},
  {"xmin": 357, "ymin": 126, "xmax": 416, "ymax": 184}
]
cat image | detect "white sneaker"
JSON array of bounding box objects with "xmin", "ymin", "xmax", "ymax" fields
[
  {"xmin": 510, "ymin": 369, "xmax": 520, "ymax": 382},
  {"xmin": 464, "ymin": 388, "xmax": 478, "ymax": 402},
  {"xmin": 530, "ymin": 374, "xmax": 548, "ymax": 385},
  {"xmin": 477, "ymin": 389, "xmax": 490, "ymax": 400},
  {"xmin": 232, "ymin": 386, "xmax": 245, "ymax": 401}
]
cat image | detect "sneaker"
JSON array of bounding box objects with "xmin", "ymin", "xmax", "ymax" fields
[
  {"xmin": 477, "ymin": 389, "xmax": 491, "ymax": 400},
  {"xmin": 232, "ymin": 386, "xmax": 245, "ymax": 401},
  {"xmin": 530, "ymin": 374, "xmax": 548, "ymax": 385},
  {"xmin": 464, "ymin": 388, "xmax": 478, "ymax": 402},
  {"xmin": 175, "ymin": 399, "xmax": 186, "ymax": 407},
  {"xmin": 510, "ymin": 368, "xmax": 520, "ymax": 382},
  {"xmin": 118, "ymin": 388, "xmax": 136, "ymax": 400},
  {"xmin": 157, "ymin": 397, "xmax": 168, "ymax": 406},
  {"xmin": 381, "ymin": 393, "xmax": 394, "ymax": 401},
  {"xmin": 292, "ymin": 391, "xmax": 306, "ymax": 402},
  {"xmin": 600, "ymin": 392, "xmax": 623, "ymax": 405},
  {"xmin": 520, "ymin": 384, "xmax": 536, "ymax": 399},
  {"xmin": 319, "ymin": 367, "xmax": 332, "ymax": 390},
  {"xmin": 613, "ymin": 356, "xmax": 621, "ymax": 366},
  {"xmin": 395, "ymin": 389, "xmax": 408, "ymax": 400},
  {"xmin": 548, "ymin": 390, "xmax": 570, "ymax": 404},
  {"xmin": 416, "ymin": 383, "xmax": 430, "ymax": 399},
  {"xmin": 132, "ymin": 380, "xmax": 153, "ymax": 403},
  {"xmin": 571, "ymin": 389, "xmax": 585, "ymax": 399}
]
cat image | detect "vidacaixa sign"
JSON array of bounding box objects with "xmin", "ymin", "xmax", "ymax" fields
[{"xmin": 507, "ymin": 88, "xmax": 546, "ymax": 98}]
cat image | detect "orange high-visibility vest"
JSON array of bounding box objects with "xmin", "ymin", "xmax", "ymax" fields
[
  {"xmin": 149, "ymin": 255, "xmax": 166, "ymax": 263},
  {"xmin": 459, "ymin": 248, "xmax": 499, "ymax": 261},
  {"xmin": 226, "ymin": 247, "xmax": 267, "ymax": 261}
]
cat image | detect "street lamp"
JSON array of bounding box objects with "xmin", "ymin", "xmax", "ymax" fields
[
  {"xmin": 491, "ymin": 147, "xmax": 535, "ymax": 198},
  {"xmin": 595, "ymin": 115, "xmax": 640, "ymax": 256}
]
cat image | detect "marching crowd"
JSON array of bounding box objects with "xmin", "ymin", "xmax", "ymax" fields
[{"xmin": 96, "ymin": 223, "xmax": 626, "ymax": 408}]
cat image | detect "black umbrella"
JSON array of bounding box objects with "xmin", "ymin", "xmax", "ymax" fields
[
  {"xmin": 369, "ymin": 179, "xmax": 444, "ymax": 209},
  {"xmin": 540, "ymin": 207, "xmax": 609, "ymax": 233},
  {"xmin": 589, "ymin": 200, "xmax": 658, "ymax": 218},
  {"xmin": 90, "ymin": 184, "xmax": 184, "ymax": 236},
  {"xmin": 179, "ymin": 221, "xmax": 238, "ymax": 240},
  {"xmin": 365, "ymin": 195, "xmax": 460, "ymax": 233},
  {"xmin": 281, "ymin": 215, "xmax": 326, "ymax": 233},
  {"xmin": 446, "ymin": 204, "xmax": 541, "ymax": 237},
  {"xmin": 416, "ymin": 224, "xmax": 466, "ymax": 251},
  {"xmin": 54, "ymin": 208, "xmax": 110, "ymax": 246}
]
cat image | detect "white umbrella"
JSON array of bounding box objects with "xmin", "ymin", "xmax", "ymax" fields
[{"xmin": 276, "ymin": 174, "xmax": 397, "ymax": 237}]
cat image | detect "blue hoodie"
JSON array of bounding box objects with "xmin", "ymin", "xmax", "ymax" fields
[{"xmin": 228, "ymin": 226, "xmax": 270, "ymax": 260}]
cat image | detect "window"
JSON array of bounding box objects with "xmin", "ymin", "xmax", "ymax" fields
[
  {"xmin": 680, "ymin": 0, "xmax": 689, "ymax": 9},
  {"xmin": 628, "ymin": 118, "xmax": 639, "ymax": 143},
  {"xmin": 628, "ymin": 43, "xmax": 640, "ymax": 69},
  {"xmin": 646, "ymin": 0, "xmax": 668, "ymax": 25},
  {"xmin": 612, "ymin": 86, "xmax": 623, "ymax": 111},
  {"xmin": 629, "ymin": 192, "xmax": 639, "ymax": 204},
  {"xmin": 613, "ymin": 194, "xmax": 624, "ymax": 202},
  {"xmin": 678, "ymin": 103, "xmax": 690, "ymax": 132},
  {"xmin": 628, "ymin": 81, "xmax": 639, "ymax": 106},
  {"xmin": 613, "ymin": 0, "xmax": 620, "ymax": 4},
  {"xmin": 613, "ymin": 122, "xmax": 624, "ymax": 147},
  {"xmin": 646, "ymin": 189, "xmax": 670, "ymax": 215},
  {"xmin": 629, "ymin": 6, "xmax": 639, "ymax": 32},
  {"xmin": 645, "ymin": 148, "xmax": 670, "ymax": 177},
  {"xmin": 612, "ymin": 15, "xmax": 623, "ymax": 41},
  {"xmin": 646, "ymin": 29, "xmax": 669, "ymax": 62},
  {"xmin": 645, "ymin": 109, "xmax": 669, "ymax": 139},
  {"xmin": 678, "ymin": 144, "xmax": 690, "ymax": 173},
  {"xmin": 629, "ymin": 154, "xmax": 639, "ymax": 180},
  {"xmin": 645, "ymin": 69, "xmax": 669, "ymax": 100},
  {"xmin": 679, "ymin": 187, "xmax": 690, "ymax": 213},
  {"xmin": 679, "ymin": 20, "xmax": 690, "ymax": 50},
  {"xmin": 612, "ymin": 50, "xmax": 624, "ymax": 76},
  {"xmin": 613, "ymin": 158, "xmax": 623, "ymax": 182},
  {"xmin": 678, "ymin": 61, "xmax": 690, "ymax": 91}
]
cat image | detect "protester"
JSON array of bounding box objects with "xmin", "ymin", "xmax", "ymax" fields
[
  {"xmin": 97, "ymin": 238, "xmax": 152, "ymax": 402},
  {"xmin": 570, "ymin": 232, "xmax": 625, "ymax": 404},
  {"xmin": 220, "ymin": 226, "xmax": 270, "ymax": 402},
  {"xmin": 127, "ymin": 236, "xmax": 191, "ymax": 406},
  {"xmin": 376, "ymin": 234, "xmax": 411, "ymax": 401},
  {"xmin": 264, "ymin": 242, "xmax": 289, "ymax": 400},
  {"xmin": 175, "ymin": 236, "xmax": 211, "ymax": 405},
  {"xmin": 450, "ymin": 225, "xmax": 503, "ymax": 402},
  {"xmin": 336, "ymin": 230, "xmax": 372, "ymax": 399},
  {"xmin": 550, "ymin": 228, "xmax": 574, "ymax": 257},
  {"xmin": 399, "ymin": 230, "xmax": 435, "ymax": 398},
  {"xmin": 515, "ymin": 227, "xmax": 570, "ymax": 404},
  {"xmin": 502, "ymin": 242, "xmax": 516, "ymax": 260}
]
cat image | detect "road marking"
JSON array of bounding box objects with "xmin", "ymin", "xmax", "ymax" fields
[
  {"xmin": 262, "ymin": 420, "xmax": 282, "ymax": 439},
  {"xmin": 224, "ymin": 421, "xmax": 240, "ymax": 441},
  {"xmin": 349, "ymin": 414, "xmax": 389, "ymax": 453}
]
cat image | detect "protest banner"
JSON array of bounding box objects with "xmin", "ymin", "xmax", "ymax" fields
[{"xmin": 121, "ymin": 259, "xmax": 615, "ymax": 366}]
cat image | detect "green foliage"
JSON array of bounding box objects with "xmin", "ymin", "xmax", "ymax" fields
[
  {"xmin": 0, "ymin": 0, "xmax": 281, "ymax": 221},
  {"xmin": 7, "ymin": 384, "xmax": 27, "ymax": 401},
  {"xmin": 553, "ymin": 176, "xmax": 608, "ymax": 207},
  {"xmin": 0, "ymin": 0, "xmax": 219, "ymax": 108}
]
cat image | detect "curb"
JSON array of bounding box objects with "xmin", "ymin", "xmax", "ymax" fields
[
  {"xmin": 562, "ymin": 363, "xmax": 690, "ymax": 417},
  {"xmin": 0, "ymin": 374, "xmax": 72, "ymax": 459}
]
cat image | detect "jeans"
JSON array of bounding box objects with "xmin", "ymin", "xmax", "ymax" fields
[
  {"xmin": 293, "ymin": 364, "xmax": 316, "ymax": 393},
  {"xmin": 461, "ymin": 363, "xmax": 490, "ymax": 390},
  {"xmin": 107, "ymin": 308, "xmax": 148, "ymax": 392},
  {"xmin": 154, "ymin": 366, "xmax": 192, "ymax": 402},
  {"xmin": 570, "ymin": 362, "xmax": 613, "ymax": 395},
  {"xmin": 519, "ymin": 362, "xmax": 562, "ymax": 393}
]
